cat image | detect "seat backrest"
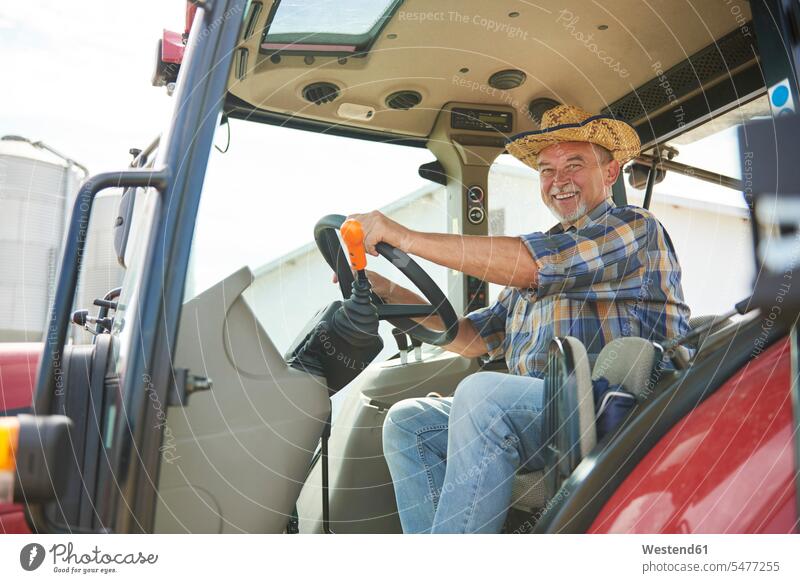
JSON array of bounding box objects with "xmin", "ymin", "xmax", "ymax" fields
[
  {"xmin": 517, "ymin": 336, "xmax": 660, "ymax": 514},
  {"xmin": 591, "ymin": 337, "xmax": 658, "ymax": 398},
  {"xmin": 562, "ymin": 336, "xmax": 596, "ymax": 459},
  {"xmin": 540, "ymin": 336, "xmax": 595, "ymax": 497}
]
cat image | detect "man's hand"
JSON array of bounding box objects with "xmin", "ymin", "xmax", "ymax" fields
[{"xmin": 346, "ymin": 210, "xmax": 413, "ymax": 256}]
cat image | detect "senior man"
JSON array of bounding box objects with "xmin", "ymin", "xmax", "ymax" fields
[{"xmin": 344, "ymin": 106, "xmax": 691, "ymax": 533}]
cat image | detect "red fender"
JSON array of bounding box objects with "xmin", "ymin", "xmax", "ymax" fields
[{"xmin": 590, "ymin": 338, "xmax": 796, "ymax": 533}]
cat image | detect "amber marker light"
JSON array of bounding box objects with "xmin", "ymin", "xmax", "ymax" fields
[{"xmin": 0, "ymin": 417, "xmax": 20, "ymax": 503}]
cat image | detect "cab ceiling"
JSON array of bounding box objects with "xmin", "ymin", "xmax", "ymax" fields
[{"xmin": 228, "ymin": 0, "xmax": 753, "ymax": 139}]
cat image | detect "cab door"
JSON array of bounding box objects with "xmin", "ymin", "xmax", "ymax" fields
[{"xmin": 30, "ymin": 0, "xmax": 251, "ymax": 533}]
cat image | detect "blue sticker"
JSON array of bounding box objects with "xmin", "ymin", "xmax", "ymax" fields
[{"xmin": 772, "ymin": 84, "xmax": 790, "ymax": 108}]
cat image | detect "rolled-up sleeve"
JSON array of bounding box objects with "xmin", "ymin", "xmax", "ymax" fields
[
  {"xmin": 522, "ymin": 209, "xmax": 651, "ymax": 298},
  {"xmin": 465, "ymin": 287, "xmax": 515, "ymax": 359}
]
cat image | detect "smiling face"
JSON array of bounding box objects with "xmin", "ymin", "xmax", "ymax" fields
[{"xmin": 537, "ymin": 141, "xmax": 621, "ymax": 225}]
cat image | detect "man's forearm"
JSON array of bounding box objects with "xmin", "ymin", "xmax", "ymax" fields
[
  {"xmin": 386, "ymin": 286, "xmax": 488, "ymax": 358},
  {"xmin": 388, "ymin": 284, "xmax": 445, "ymax": 330},
  {"xmin": 399, "ymin": 231, "xmax": 538, "ymax": 289}
]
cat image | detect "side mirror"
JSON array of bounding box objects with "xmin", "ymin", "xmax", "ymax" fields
[
  {"xmin": 113, "ymin": 142, "xmax": 159, "ymax": 267},
  {"xmin": 626, "ymin": 162, "xmax": 666, "ymax": 189},
  {"xmin": 418, "ymin": 160, "xmax": 448, "ymax": 186},
  {"xmin": 113, "ymin": 186, "xmax": 136, "ymax": 268}
]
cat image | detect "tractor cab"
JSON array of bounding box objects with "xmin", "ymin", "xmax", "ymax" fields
[{"xmin": 2, "ymin": 0, "xmax": 799, "ymax": 534}]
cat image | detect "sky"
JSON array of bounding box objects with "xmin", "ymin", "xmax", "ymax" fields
[
  {"xmin": 0, "ymin": 1, "xmax": 444, "ymax": 292},
  {"xmin": 1, "ymin": 0, "xmax": 751, "ymax": 294},
  {"xmin": 0, "ymin": 2, "xmax": 180, "ymax": 172}
]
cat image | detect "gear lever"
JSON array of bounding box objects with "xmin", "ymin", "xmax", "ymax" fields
[
  {"xmin": 391, "ymin": 328, "xmax": 409, "ymax": 364},
  {"xmin": 334, "ymin": 219, "xmax": 380, "ymax": 347},
  {"xmin": 410, "ymin": 335, "xmax": 423, "ymax": 361}
]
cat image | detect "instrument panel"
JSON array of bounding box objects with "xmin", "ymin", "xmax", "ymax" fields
[{"xmin": 450, "ymin": 107, "xmax": 513, "ymax": 133}]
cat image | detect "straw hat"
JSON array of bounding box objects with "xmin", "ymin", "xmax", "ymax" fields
[{"xmin": 506, "ymin": 105, "xmax": 641, "ymax": 170}]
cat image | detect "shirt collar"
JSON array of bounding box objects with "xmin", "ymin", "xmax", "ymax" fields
[{"xmin": 548, "ymin": 197, "xmax": 616, "ymax": 234}]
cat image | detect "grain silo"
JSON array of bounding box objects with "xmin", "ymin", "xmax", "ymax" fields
[{"xmin": 0, "ymin": 136, "xmax": 92, "ymax": 342}]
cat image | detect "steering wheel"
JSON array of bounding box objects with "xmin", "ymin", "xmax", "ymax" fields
[{"xmin": 314, "ymin": 214, "xmax": 459, "ymax": 346}]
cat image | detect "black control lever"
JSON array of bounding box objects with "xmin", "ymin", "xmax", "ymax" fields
[
  {"xmin": 93, "ymin": 298, "xmax": 118, "ymax": 311},
  {"xmin": 71, "ymin": 309, "xmax": 112, "ymax": 334},
  {"xmin": 93, "ymin": 287, "xmax": 122, "ymax": 335},
  {"xmin": 392, "ymin": 328, "xmax": 409, "ymax": 364},
  {"xmin": 71, "ymin": 309, "xmax": 89, "ymax": 327},
  {"xmin": 410, "ymin": 335, "xmax": 423, "ymax": 361}
]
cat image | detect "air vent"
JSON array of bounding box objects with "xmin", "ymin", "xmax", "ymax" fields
[
  {"xmin": 244, "ymin": 2, "xmax": 262, "ymax": 40},
  {"xmin": 488, "ymin": 69, "xmax": 526, "ymax": 90},
  {"xmin": 528, "ymin": 98, "xmax": 560, "ymax": 126},
  {"xmin": 602, "ymin": 23, "xmax": 757, "ymax": 124},
  {"xmin": 235, "ymin": 48, "xmax": 248, "ymax": 80},
  {"xmin": 302, "ymin": 82, "xmax": 340, "ymax": 105},
  {"xmin": 386, "ymin": 90, "xmax": 422, "ymax": 110}
]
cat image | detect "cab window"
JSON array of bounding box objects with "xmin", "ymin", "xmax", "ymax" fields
[{"xmin": 187, "ymin": 119, "xmax": 438, "ymax": 355}]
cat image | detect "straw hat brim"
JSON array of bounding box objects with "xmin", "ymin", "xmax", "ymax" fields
[{"xmin": 506, "ymin": 114, "xmax": 641, "ymax": 170}]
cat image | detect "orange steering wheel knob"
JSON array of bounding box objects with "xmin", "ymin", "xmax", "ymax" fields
[{"xmin": 341, "ymin": 219, "xmax": 367, "ymax": 271}]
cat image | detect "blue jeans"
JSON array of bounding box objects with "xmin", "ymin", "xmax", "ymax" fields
[{"xmin": 382, "ymin": 371, "xmax": 546, "ymax": 533}]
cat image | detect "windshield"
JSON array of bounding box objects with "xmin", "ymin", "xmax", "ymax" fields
[{"xmin": 187, "ymin": 118, "xmax": 437, "ymax": 355}]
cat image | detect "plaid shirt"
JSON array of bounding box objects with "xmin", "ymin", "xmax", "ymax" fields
[{"xmin": 465, "ymin": 198, "xmax": 691, "ymax": 377}]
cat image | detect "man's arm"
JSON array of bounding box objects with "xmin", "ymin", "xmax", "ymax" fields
[
  {"xmin": 371, "ymin": 272, "xmax": 490, "ymax": 358},
  {"xmin": 522, "ymin": 207, "xmax": 652, "ymax": 298},
  {"xmin": 349, "ymin": 211, "xmax": 539, "ymax": 289},
  {"xmin": 405, "ymin": 231, "xmax": 538, "ymax": 289}
]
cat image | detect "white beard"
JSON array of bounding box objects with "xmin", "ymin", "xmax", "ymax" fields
[{"xmin": 545, "ymin": 184, "xmax": 588, "ymax": 224}]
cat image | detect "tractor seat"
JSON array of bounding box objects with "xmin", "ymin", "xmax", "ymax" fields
[{"xmin": 511, "ymin": 336, "xmax": 659, "ymax": 513}]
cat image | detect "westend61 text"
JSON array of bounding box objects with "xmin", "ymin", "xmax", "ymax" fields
[{"xmin": 642, "ymin": 544, "xmax": 708, "ymax": 555}]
